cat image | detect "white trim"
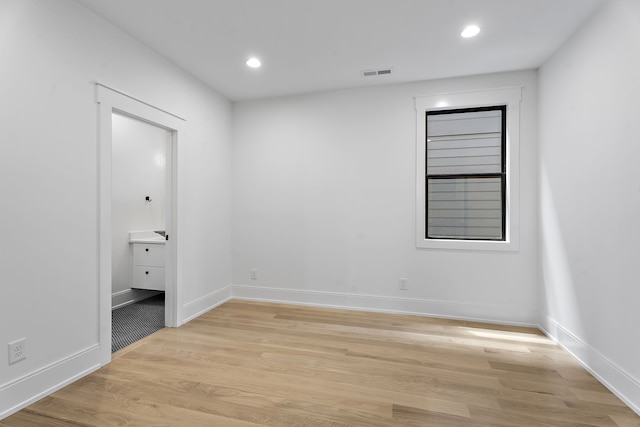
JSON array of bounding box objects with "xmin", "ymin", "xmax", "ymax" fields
[
  {"xmin": 231, "ymin": 285, "xmax": 537, "ymax": 327},
  {"xmin": 415, "ymin": 86, "xmax": 522, "ymax": 251},
  {"xmin": 96, "ymin": 84, "xmax": 186, "ymax": 365},
  {"xmin": 94, "ymin": 82, "xmax": 186, "ymax": 122},
  {"xmin": 111, "ymin": 288, "xmax": 162, "ymax": 310},
  {"xmin": 539, "ymin": 315, "xmax": 640, "ymax": 416},
  {"xmin": 182, "ymin": 287, "xmax": 233, "ymax": 323},
  {"xmin": 0, "ymin": 345, "xmax": 101, "ymax": 420}
]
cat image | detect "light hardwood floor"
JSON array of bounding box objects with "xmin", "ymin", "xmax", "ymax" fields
[{"xmin": 3, "ymin": 300, "xmax": 639, "ymax": 426}]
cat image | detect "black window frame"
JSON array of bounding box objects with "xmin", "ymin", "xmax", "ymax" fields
[{"xmin": 425, "ymin": 105, "xmax": 507, "ymax": 241}]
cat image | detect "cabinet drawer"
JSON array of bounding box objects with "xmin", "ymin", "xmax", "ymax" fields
[
  {"xmin": 133, "ymin": 266, "xmax": 165, "ymax": 291},
  {"xmin": 133, "ymin": 244, "xmax": 165, "ymax": 267}
]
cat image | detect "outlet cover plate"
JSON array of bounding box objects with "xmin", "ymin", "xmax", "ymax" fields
[{"xmin": 8, "ymin": 338, "xmax": 26, "ymax": 365}]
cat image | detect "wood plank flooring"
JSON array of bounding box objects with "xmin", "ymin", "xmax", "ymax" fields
[{"xmin": 3, "ymin": 300, "xmax": 639, "ymax": 426}]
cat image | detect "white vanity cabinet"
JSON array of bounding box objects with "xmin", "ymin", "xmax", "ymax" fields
[{"xmin": 132, "ymin": 243, "xmax": 165, "ymax": 291}]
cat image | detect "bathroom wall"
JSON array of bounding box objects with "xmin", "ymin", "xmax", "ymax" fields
[{"xmin": 111, "ymin": 113, "xmax": 168, "ymax": 307}]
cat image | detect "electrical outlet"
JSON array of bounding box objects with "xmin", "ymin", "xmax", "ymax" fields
[
  {"xmin": 250, "ymin": 269, "xmax": 258, "ymax": 280},
  {"xmin": 8, "ymin": 338, "xmax": 26, "ymax": 365},
  {"xmin": 399, "ymin": 278, "xmax": 408, "ymax": 291}
]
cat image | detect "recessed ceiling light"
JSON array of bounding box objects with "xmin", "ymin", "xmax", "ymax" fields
[
  {"xmin": 461, "ymin": 25, "xmax": 480, "ymax": 38},
  {"xmin": 246, "ymin": 57, "xmax": 261, "ymax": 68}
]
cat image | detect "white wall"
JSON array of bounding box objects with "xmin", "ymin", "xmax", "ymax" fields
[
  {"xmin": 539, "ymin": 0, "xmax": 640, "ymax": 413},
  {"xmin": 111, "ymin": 113, "xmax": 167, "ymax": 302},
  {"xmin": 232, "ymin": 70, "xmax": 539, "ymax": 325},
  {"xmin": 0, "ymin": 0, "xmax": 232, "ymax": 417}
]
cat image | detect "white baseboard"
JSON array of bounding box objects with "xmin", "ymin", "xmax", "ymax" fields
[
  {"xmin": 231, "ymin": 285, "xmax": 538, "ymax": 327},
  {"xmin": 111, "ymin": 288, "xmax": 161, "ymax": 310},
  {"xmin": 539, "ymin": 315, "xmax": 640, "ymax": 416},
  {"xmin": 182, "ymin": 286, "xmax": 232, "ymax": 323},
  {"xmin": 0, "ymin": 344, "xmax": 101, "ymax": 420}
]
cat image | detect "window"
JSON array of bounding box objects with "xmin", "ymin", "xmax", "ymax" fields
[
  {"xmin": 415, "ymin": 87, "xmax": 521, "ymax": 251},
  {"xmin": 426, "ymin": 106, "xmax": 506, "ymax": 241}
]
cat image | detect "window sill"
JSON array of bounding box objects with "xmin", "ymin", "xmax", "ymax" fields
[{"xmin": 416, "ymin": 237, "xmax": 519, "ymax": 252}]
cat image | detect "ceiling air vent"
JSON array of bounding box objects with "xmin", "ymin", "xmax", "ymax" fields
[{"xmin": 361, "ymin": 68, "xmax": 393, "ymax": 77}]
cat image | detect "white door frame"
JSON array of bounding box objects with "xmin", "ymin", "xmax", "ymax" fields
[{"xmin": 96, "ymin": 83, "xmax": 185, "ymax": 365}]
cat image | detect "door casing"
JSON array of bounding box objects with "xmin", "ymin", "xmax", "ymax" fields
[{"xmin": 96, "ymin": 83, "xmax": 185, "ymax": 365}]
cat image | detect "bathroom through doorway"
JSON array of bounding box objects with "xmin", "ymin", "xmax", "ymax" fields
[{"xmin": 96, "ymin": 83, "xmax": 185, "ymax": 365}]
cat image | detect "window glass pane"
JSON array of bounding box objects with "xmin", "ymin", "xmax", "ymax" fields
[
  {"xmin": 427, "ymin": 177, "xmax": 503, "ymax": 240},
  {"xmin": 427, "ymin": 110, "xmax": 503, "ymax": 175},
  {"xmin": 427, "ymin": 133, "xmax": 502, "ymax": 175},
  {"xmin": 427, "ymin": 110, "xmax": 502, "ymax": 136}
]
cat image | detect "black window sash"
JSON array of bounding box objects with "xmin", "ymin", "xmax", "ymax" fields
[{"xmin": 425, "ymin": 106, "xmax": 506, "ymax": 241}]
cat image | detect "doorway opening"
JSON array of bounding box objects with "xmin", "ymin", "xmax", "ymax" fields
[
  {"xmin": 110, "ymin": 112, "xmax": 170, "ymax": 352},
  {"xmin": 96, "ymin": 83, "xmax": 185, "ymax": 365}
]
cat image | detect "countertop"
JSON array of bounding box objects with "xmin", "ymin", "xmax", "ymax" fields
[{"xmin": 129, "ymin": 230, "xmax": 166, "ymax": 245}]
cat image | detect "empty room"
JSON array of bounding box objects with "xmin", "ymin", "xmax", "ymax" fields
[{"xmin": 1, "ymin": 0, "xmax": 639, "ymax": 425}]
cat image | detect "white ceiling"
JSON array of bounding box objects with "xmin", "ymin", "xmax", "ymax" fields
[{"xmin": 74, "ymin": 0, "xmax": 604, "ymax": 101}]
